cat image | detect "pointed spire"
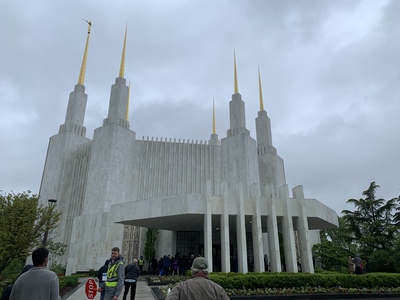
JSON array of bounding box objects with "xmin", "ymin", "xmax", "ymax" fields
[
  {"xmin": 212, "ymin": 98, "xmax": 216, "ymax": 134},
  {"xmin": 258, "ymin": 66, "xmax": 264, "ymax": 111},
  {"xmin": 126, "ymin": 80, "xmax": 130, "ymax": 121},
  {"xmin": 119, "ymin": 25, "xmax": 128, "ymax": 78},
  {"xmin": 78, "ymin": 20, "xmax": 92, "ymax": 85},
  {"xmin": 234, "ymin": 50, "xmax": 239, "ymax": 94}
]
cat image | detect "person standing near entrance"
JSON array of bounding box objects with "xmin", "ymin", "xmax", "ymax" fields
[
  {"xmin": 123, "ymin": 259, "xmax": 140, "ymax": 300},
  {"xmin": 165, "ymin": 257, "xmax": 230, "ymax": 300},
  {"xmin": 138, "ymin": 256, "xmax": 144, "ymax": 275},
  {"xmin": 99, "ymin": 247, "xmax": 125, "ymax": 300}
]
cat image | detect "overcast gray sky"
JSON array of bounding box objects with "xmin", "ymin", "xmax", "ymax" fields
[{"xmin": 1, "ymin": 0, "xmax": 399, "ymax": 215}]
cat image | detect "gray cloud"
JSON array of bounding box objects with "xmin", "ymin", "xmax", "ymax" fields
[{"xmin": 1, "ymin": 0, "xmax": 398, "ymax": 216}]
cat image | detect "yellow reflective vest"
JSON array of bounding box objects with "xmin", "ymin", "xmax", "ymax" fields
[{"xmin": 105, "ymin": 260, "xmax": 124, "ymax": 287}]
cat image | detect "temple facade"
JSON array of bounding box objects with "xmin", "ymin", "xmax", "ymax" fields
[{"xmin": 38, "ymin": 25, "xmax": 338, "ymax": 275}]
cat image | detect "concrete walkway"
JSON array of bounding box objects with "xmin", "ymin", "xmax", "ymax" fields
[{"xmin": 63, "ymin": 277, "xmax": 155, "ymax": 300}]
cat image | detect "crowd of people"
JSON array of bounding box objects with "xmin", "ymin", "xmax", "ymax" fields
[
  {"xmin": 149, "ymin": 253, "xmax": 194, "ymax": 276},
  {"xmin": 95, "ymin": 249, "xmax": 229, "ymax": 300},
  {"xmin": 1, "ymin": 246, "xmax": 230, "ymax": 300},
  {"xmin": 2, "ymin": 246, "xmax": 375, "ymax": 300}
]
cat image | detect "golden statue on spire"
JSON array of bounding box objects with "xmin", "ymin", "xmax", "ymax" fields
[
  {"xmin": 78, "ymin": 19, "xmax": 92, "ymax": 85},
  {"xmin": 83, "ymin": 19, "xmax": 92, "ymax": 34}
]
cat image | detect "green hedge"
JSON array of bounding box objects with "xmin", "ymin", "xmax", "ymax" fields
[
  {"xmin": 208, "ymin": 272, "xmax": 400, "ymax": 290},
  {"xmin": 58, "ymin": 275, "xmax": 79, "ymax": 292}
]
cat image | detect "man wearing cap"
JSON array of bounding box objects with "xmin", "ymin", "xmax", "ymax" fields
[{"xmin": 165, "ymin": 257, "xmax": 230, "ymax": 300}]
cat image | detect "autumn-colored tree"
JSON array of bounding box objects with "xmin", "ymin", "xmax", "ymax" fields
[{"xmin": 0, "ymin": 191, "xmax": 61, "ymax": 274}]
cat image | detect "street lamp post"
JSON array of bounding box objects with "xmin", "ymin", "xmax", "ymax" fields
[{"xmin": 42, "ymin": 199, "xmax": 57, "ymax": 248}]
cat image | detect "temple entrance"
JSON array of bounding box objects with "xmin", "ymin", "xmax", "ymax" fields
[
  {"xmin": 176, "ymin": 231, "xmax": 200, "ymax": 257},
  {"xmin": 212, "ymin": 244, "xmax": 221, "ymax": 272}
]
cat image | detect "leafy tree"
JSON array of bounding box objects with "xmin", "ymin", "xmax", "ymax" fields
[
  {"xmin": 143, "ymin": 228, "xmax": 158, "ymax": 271},
  {"xmin": 0, "ymin": 191, "xmax": 61, "ymax": 274},
  {"xmin": 313, "ymin": 240, "xmax": 348, "ymax": 272},
  {"xmin": 341, "ymin": 182, "xmax": 399, "ymax": 257},
  {"xmin": 47, "ymin": 240, "xmax": 67, "ymax": 274},
  {"xmin": 314, "ymin": 183, "xmax": 400, "ymax": 273},
  {"xmin": 315, "ymin": 217, "xmax": 356, "ymax": 272},
  {"xmin": 320, "ymin": 217, "xmax": 356, "ymax": 253}
]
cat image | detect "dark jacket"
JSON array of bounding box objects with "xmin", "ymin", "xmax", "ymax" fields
[
  {"xmin": 1, "ymin": 285, "xmax": 13, "ymax": 300},
  {"xmin": 97, "ymin": 264, "xmax": 109, "ymax": 283},
  {"xmin": 125, "ymin": 263, "xmax": 140, "ymax": 280}
]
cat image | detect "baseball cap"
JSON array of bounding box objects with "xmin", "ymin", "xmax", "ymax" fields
[{"xmin": 192, "ymin": 257, "xmax": 208, "ymax": 270}]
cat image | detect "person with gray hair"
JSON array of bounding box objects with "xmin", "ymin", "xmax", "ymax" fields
[
  {"xmin": 123, "ymin": 258, "xmax": 140, "ymax": 300},
  {"xmin": 165, "ymin": 257, "xmax": 230, "ymax": 300}
]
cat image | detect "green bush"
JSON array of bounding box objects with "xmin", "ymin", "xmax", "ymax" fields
[
  {"xmin": 51, "ymin": 263, "xmax": 66, "ymax": 276},
  {"xmin": 160, "ymin": 272, "xmax": 400, "ymax": 297},
  {"xmin": 58, "ymin": 275, "xmax": 79, "ymax": 292},
  {"xmin": 0, "ymin": 260, "xmax": 24, "ymax": 284},
  {"xmin": 209, "ymin": 272, "xmax": 400, "ymax": 291}
]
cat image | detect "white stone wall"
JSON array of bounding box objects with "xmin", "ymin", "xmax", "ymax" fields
[
  {"xmin": 82, "ymin": 123, "xmax": 136, "ymax": 215},
  {"xmin": 41, "ymin": 70, "xmax": 339, "ymax": 275},
  {"xmin": 66, "ymin": 210, "xmax": 125, "ymax": 275}
]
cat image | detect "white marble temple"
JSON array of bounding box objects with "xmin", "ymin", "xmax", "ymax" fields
[{"xmin": 38, "ymin": 37, "xmax": 338, "ymax": 275}]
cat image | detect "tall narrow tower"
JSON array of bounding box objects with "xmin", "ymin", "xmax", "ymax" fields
[
  {"xmin": 39, "ymin": 21, "xmax": 92, "ymax": 248},
  {"xmin": 221, "ymin": 51, "xmax": 259, "ymax": 195},
  {"xmin": 81, "ymin": 25, "xmax": 136, "ymax": 215},
  {"xmin": 255, "ymin": 67, "xmax": 286, "ymax": 196}
]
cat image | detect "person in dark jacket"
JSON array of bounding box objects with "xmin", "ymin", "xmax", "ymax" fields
[
  {"xmin": 123, "ymin": 259, "xmax": 140, "ymax": 300},
  {"xmin": 151, "ymin": 256, "xmax": 158, "ymax": 275},
  {"xmin": 158, "ymin": 257, "xmax": 164, "ymax": 276},
  {"xmin": 163, "ymin": 255, "xmax": 171, "ymax": 276},
  {"xmin": 352, "ymin": 254, "xmax": 362, "ymax": 275},
  {"xmin": 97, "ymin": 259, "xmax": 110, "ymax": 300}
]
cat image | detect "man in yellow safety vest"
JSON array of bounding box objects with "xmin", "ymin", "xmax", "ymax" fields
[
  {"xmin": 98, "ymin": 247, "xmax": 125, "ymax": 300},
  {"xmin": 138, "ymin": 256, "xmax": 144, "ymax": 275}
]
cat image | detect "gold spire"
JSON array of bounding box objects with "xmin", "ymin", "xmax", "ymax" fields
[
  {"xmin": 258, "ymin": 66, "xmax": 264, "ymax": 111},
  {"xmin": 119, "ymin": 25, "xmax": 127, "ymax": 78},
  {"xmin": 234, "ymin": 50, "xmax": 238, "ymax": 94},
  {"xmin": 212, "ymin": 98, "xmax": 216, "ymax": 135},
  {"xmin": 78, "ymin": 20, "xmax": 92, "ymax": 85},
  {"xmin": 126, "ymin": 80, "xmax": 130, "ymax": 121}
]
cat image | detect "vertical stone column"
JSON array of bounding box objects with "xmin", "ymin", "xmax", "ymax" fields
[
  {"xmin": 204, "ymin": 182, "xmax": 213, "ymax": 269},
  {"xmin": 266, "ymin": 185, "xmax": 281, "ymax": 272},
  {"xmin": 293, "ymin": 185, "xmax": 314, "ymax": 273},
  {"xmin": 171, "ymin": 231, "xmax": 177, "ymax": 260},
  {"xmin": 279, "ymin": 184, "xmax": 298, "ymax": 272},
  {"xmin": 236, "ymin": 183, "xmax": 248, "ymax": 273},
  {"xmin": 220, "ymin": 183, "xmax": 231, "ymax": 272},
  {"xmin": 262, "ymin": 232, "xmax": 270, "ymax": 269},
  {"xmin": 251, "ymin": 185, "xmax": 264, "ymax": 272}
]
